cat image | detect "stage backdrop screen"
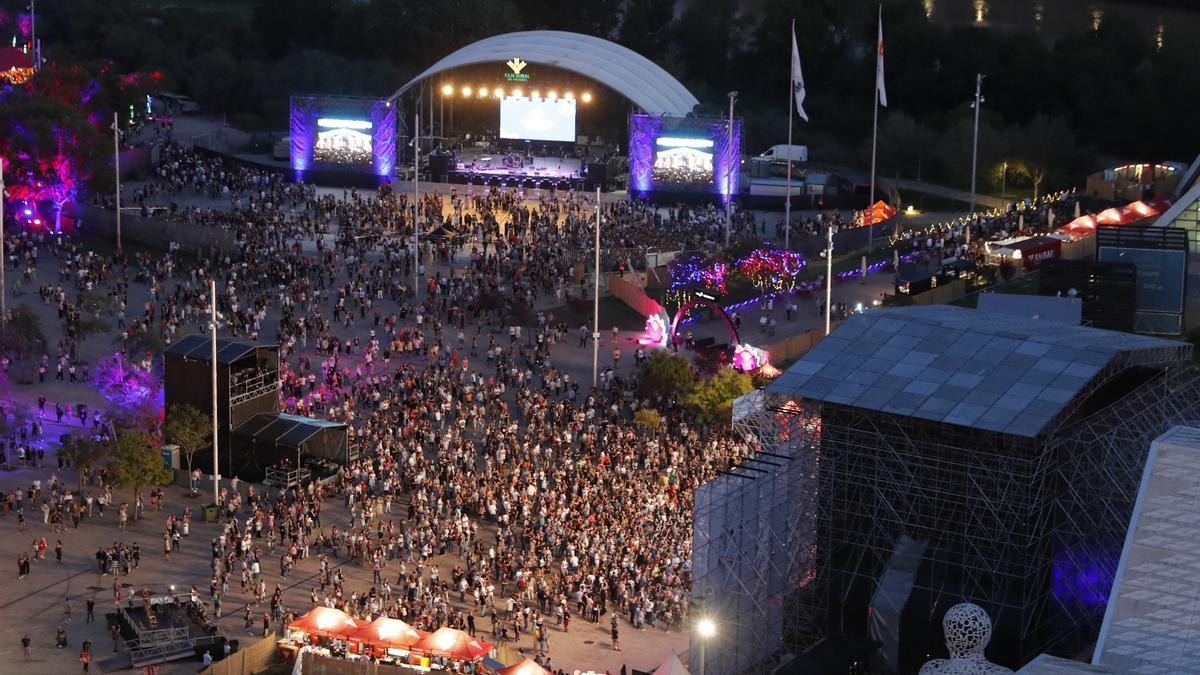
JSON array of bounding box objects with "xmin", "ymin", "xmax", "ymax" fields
[
  {"xmin": 500, "ymin": 96, "xmax": 576, "ymax": 143},
  {"xmin": 314, "ymin": 118, "xmax": 373, "ymax": 165}
]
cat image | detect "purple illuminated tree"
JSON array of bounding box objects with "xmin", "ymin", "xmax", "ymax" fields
[{"xmin": 93, "ymin": 352, "xmax": 163, "ymax": 431}]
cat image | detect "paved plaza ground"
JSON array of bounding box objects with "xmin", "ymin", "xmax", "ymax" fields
[{"xmin": 0, "ymin": 182, "xmax": 904, "ymax": 674}]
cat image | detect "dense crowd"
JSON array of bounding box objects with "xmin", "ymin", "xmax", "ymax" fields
[{"xmin": 0, "ymin": 147, "xmax": 786, "ymax": 673}]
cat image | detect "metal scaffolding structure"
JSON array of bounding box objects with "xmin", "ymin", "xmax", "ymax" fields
[
  {"xmin": 1045, "ymin": 363, "xmax": 1200, "ymax": 656},
  {"xmin": 689, "ymin": 391, "xmax": 822, "ymax": 674},
  {"xmin": 727, "ymin": 307, "xmax": 1200, "ymax": 671}
]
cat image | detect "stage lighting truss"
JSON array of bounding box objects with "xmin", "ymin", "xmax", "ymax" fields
[{"xmin": 437, "ymin": 85, "xmax": 590, "ymax": 105}]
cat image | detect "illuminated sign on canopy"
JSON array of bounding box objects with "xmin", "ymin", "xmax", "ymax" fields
[{"xmin": 505, "ymin": 57, "xmax": 530, "ymax": 81}]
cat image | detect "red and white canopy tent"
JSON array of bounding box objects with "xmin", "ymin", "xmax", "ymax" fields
[
  {"xmin": 495, "ymin": 658, "xmax": 553, "ymax": 675},
  {"xmin": 350, "ymin": 616, "xmax": 426, "ymax": 651},
  {"xmin": 287, "ymin": 607, "xmax": 360, "ymax": 640},
  {"xmin": 1057, "ymin": 195, "xmax": 1175, "ymax": 240},
  {"xmin": 411, "ymin": 626, "xmax": 494, "ymax": 662}
]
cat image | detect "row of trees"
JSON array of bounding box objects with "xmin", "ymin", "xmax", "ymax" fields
[
  {"xmin": 52, "ymin": 399, "xmax": 211, "ymax": 516},
  {"xmin": 29, "ymin": 0, "xmax": 1200, "ymax": 193}
]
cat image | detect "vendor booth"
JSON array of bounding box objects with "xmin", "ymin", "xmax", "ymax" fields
[
  {"xmin": 985, "ymin": 235, "xmax": 1064, "ymax": 271},
  {"xmin": 284, "ymin": 615, "xmax": 495, "ymax": 674},
  {"xmin": 495, "ymin": 658, "xmax": 552, "ymax": 675},
  {"xmin": 350, "ymin": 617, "xmax": 428, "ymax": 666},
  {"xmin": 282, "ymin": 607, "xmax": 360, "ymax": 661},
  {"xmin": 411, "ymin": 627, "xmax": 494, "ymax": 672}
]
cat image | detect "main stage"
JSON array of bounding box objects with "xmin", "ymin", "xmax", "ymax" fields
[{"xmin": 440, "ymin": 153, "xmax": 586, "ymax": 190}]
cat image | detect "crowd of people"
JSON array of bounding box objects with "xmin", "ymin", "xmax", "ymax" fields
[{"xmin": 0, "ymin": 145, "xmax": 795, "ymax": 673}]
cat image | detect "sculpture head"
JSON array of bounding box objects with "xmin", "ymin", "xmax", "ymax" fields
[{"xmin": 943, "ymin": 603, "xmax": 992, "ymax": 659}]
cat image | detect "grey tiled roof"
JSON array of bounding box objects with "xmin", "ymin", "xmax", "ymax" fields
[{"xmin": 766, "ymin": 305, "xmax": 1185, "ymax": 437}]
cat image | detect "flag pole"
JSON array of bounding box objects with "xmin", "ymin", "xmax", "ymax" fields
[
  {"xmin": 867, "ymin": 5, "xmax": 882, "ymax": 257},
  {"xmin": 785, "ymin": 19, "xmax": 795, "ymax": 250}
]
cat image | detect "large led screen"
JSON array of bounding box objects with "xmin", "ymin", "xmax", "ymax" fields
[
  {"xmin": 500, "ymin": 96, "xmax": 576, "ymax": 143},
  {"xmin": 314, "ymin": 118, "xmax": 373, "ymax": 165},
  {"xmin": 653, "ymin": 137, "xmax": 714, "ymax": 185}
]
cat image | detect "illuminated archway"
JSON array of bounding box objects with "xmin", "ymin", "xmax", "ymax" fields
[{"xmin": 670, "ymin": 299, "xmax": 741, "ymax": 347}]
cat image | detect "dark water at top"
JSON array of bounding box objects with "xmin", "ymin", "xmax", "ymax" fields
[{"xmin": 922, "ymin": 0, "xmax": 1199, "ymax": 45}]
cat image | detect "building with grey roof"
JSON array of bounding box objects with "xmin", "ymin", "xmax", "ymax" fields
[{"xmin": 719, "ymin": 305, "xmax": 1200, "ymax": 672}]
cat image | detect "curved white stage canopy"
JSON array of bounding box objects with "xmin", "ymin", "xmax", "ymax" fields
[{"xmin": 388, "ymin": 31, "xmax": 699, "ymax": 117}]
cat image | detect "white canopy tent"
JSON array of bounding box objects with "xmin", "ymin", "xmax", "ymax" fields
[{"xmin": 386, "ymin": 31, "xmax": 699, "ymax": 117}]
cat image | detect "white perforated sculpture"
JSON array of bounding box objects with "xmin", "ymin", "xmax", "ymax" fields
[{"xmin": 918, "ymin": 603, "xmax": 1013, "ymax": 674}]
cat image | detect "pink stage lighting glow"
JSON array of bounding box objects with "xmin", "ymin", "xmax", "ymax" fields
[
  {"xmin": 639, "ymin": 314, "xmax": 669, "ymax": 348},
  {"xmin": 732, "ymin": 343, "xmax": 768, "ymax": 372}
]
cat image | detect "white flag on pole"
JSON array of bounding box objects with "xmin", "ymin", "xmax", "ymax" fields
[
  {"xmin": 791, "ymin": 26, "xmax": 809, "ymax": 122},
  {"xmin": 876, "ymin": 13, "xmax": 888, "ymax": 107}
]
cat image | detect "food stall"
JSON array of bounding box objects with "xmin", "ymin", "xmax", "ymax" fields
[
  {"xmin": 350, "ymin": 617, "xmax": 429, "ymax": 667},
  {"xmin": 410, "ymin": 627, "xmax": 495, "ymax": 673},
  {"xmin": 285, "ymin": 611, "xmax": 496, "ymax": 673},
  {"xmin": 495, "ymin": 659, "xmax": 552, "ymax": 675},
  {"xmin": 281, "ymin": 607, "xmax": 360, "ymax": 661}
]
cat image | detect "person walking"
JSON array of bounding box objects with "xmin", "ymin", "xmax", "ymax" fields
[{"xmin": 21, "ymin": 633, "xmax": 31, "ymax": 659}]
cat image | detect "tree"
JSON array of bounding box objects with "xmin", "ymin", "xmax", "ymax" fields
[
  {"xmin": 633, "ymin": 408, "xmax": 663, "ymax": 431},
  {"xmin": 685, "ymin": 369, "xmax": 754, "ymax": 426},
  {"xmin": 165, "ymin": 404, "xmax": 211, "ymax": 479},
  {"xmin": 638, "ymin": 352, "xmax": 696, "ymax": 400},
  {"xmin": 616, "ymin": 0, "xmax": 675, "ymax": 61},
  {"xmin": 107, "ymin": 431, "xmax": 172, "ymax": 514},
  {"xmin": 0, "ymin": 304, "xmax": 47, "ymax": 362},
  {"xmin": 94, "ymin": 352, "xmax": 162, "ymax": 431},
  {"xmin": 1011, "ymin": 113, "xmax": 1075, "ymax": 200},
  {"xmin": 57, "ymin": 434, "xmax": 110, "ymax": 490},
  {"xmin": 875, "ymin": 112, "xmax": 936, "ymax": 181}
]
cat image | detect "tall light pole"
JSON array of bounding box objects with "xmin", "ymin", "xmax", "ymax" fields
[
  {"xmin": 697, "ymin": 618, "xmax": 716, "ymax": 675},
  {"xmin": 825, "ymin": 224, "xmax": 833, "ymax": 335},
  {"xmin": 28, "ymin": 0, "xmax": 36, "ymax": 70},
  {"xmin": 0, "ymin": 158, "xmax": 5, "ymax": 326},
  {"xmin": 112, "ymin": 112, "xmax": 122, "ymax": 253},
  {"xmin": 592, "ymin": 188, "xmax": 601, "ymax": 388},
  {"xmin": 413, "ymin": 111, "xmax": 420, "ymax": 299},
  {"xmin": 969, "ymin": 73, "xmax": 984, "ymax": 216},
  {"xmin": 724, "ymin": 91, "xmax": 737, "ymax": 249},
  {"xmin": 209, "ymin": 278, "xmax": 220, "ymax": 506}
]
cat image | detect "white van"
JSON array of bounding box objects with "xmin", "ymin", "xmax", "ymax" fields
[{"xmin": 760, "ymin": 144, "xmax": 808, "ymax": 164}]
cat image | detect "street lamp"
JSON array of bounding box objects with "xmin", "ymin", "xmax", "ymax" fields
[
  {"xmin": 969, "ymin": 73, "xmax": 985, "ymax": 216},
  {"xmin": 697, "ymin": 617, "xmax": 716, "ymax": 675},
  {"xmin": 725, "ymin": 91, "xmax": 738, "ymax": 248}
]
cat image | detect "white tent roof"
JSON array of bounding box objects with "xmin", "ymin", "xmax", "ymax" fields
[
  {"xmin": 388, "ymin": 31, "xmax": 699, "ymax": 117},
  {"xmin": 652, "ymin": 653, "xmax": 692, "ymax": 675}
]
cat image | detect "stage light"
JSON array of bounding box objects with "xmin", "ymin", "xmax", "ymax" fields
[
  {"xmin": 493, "ymin": 89, "xmax": 503, "ymax": 99},
  {"xmin": 548, "ymin": 90, "xmax": 558, "ymax": 100},
  {"xmin": 564, "ymin": 92, "xmax": 575, "ymax": 100},
  {"xmin": 512, "ymin": 88, "xmax": 522, "ymax": 97},
  {"xmin": 531, "ymin": 90, "xmax": 540, "ymax": 99},
  {"xmin": 582, "ymin": 92, "xmax": 593, "ymax": 103},
  {"xmin": 442, "ymin": 84, "xmax": 453, "ymax": 96},
  {"xmin": 478, "ymin": 87, "xmax": 488, "ymax": 98},
  {"xmin": 461, "ymin": 86, "xmax": 472, "ymax": 97}
]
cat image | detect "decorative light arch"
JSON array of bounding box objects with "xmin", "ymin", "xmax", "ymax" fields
[
  {"xmin": 671, "ymin": 299, "xmax": 741, "ymax": 347},
  {"xmin": 387, "ymin": 31, "xmax": 699, "ymax": 117}
]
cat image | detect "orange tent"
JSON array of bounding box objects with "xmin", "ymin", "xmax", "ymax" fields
[
  {"xmin": 351, "ymin": 617, "xmax": 425, "ymax": 650},
  {"xmin": 288, "ymin": 607, "xmax": 360, "ymax": 639},
  {"xmin": 860, "ymin": 200, "xmax": 897, "ymax": 226},
  {"xmin": 496, "ymin": 658, "xmax": 552, "ymax": 675},
  {"xmin": 411, "ymin": 627, "xmax": 493, "ymax": 661}
]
